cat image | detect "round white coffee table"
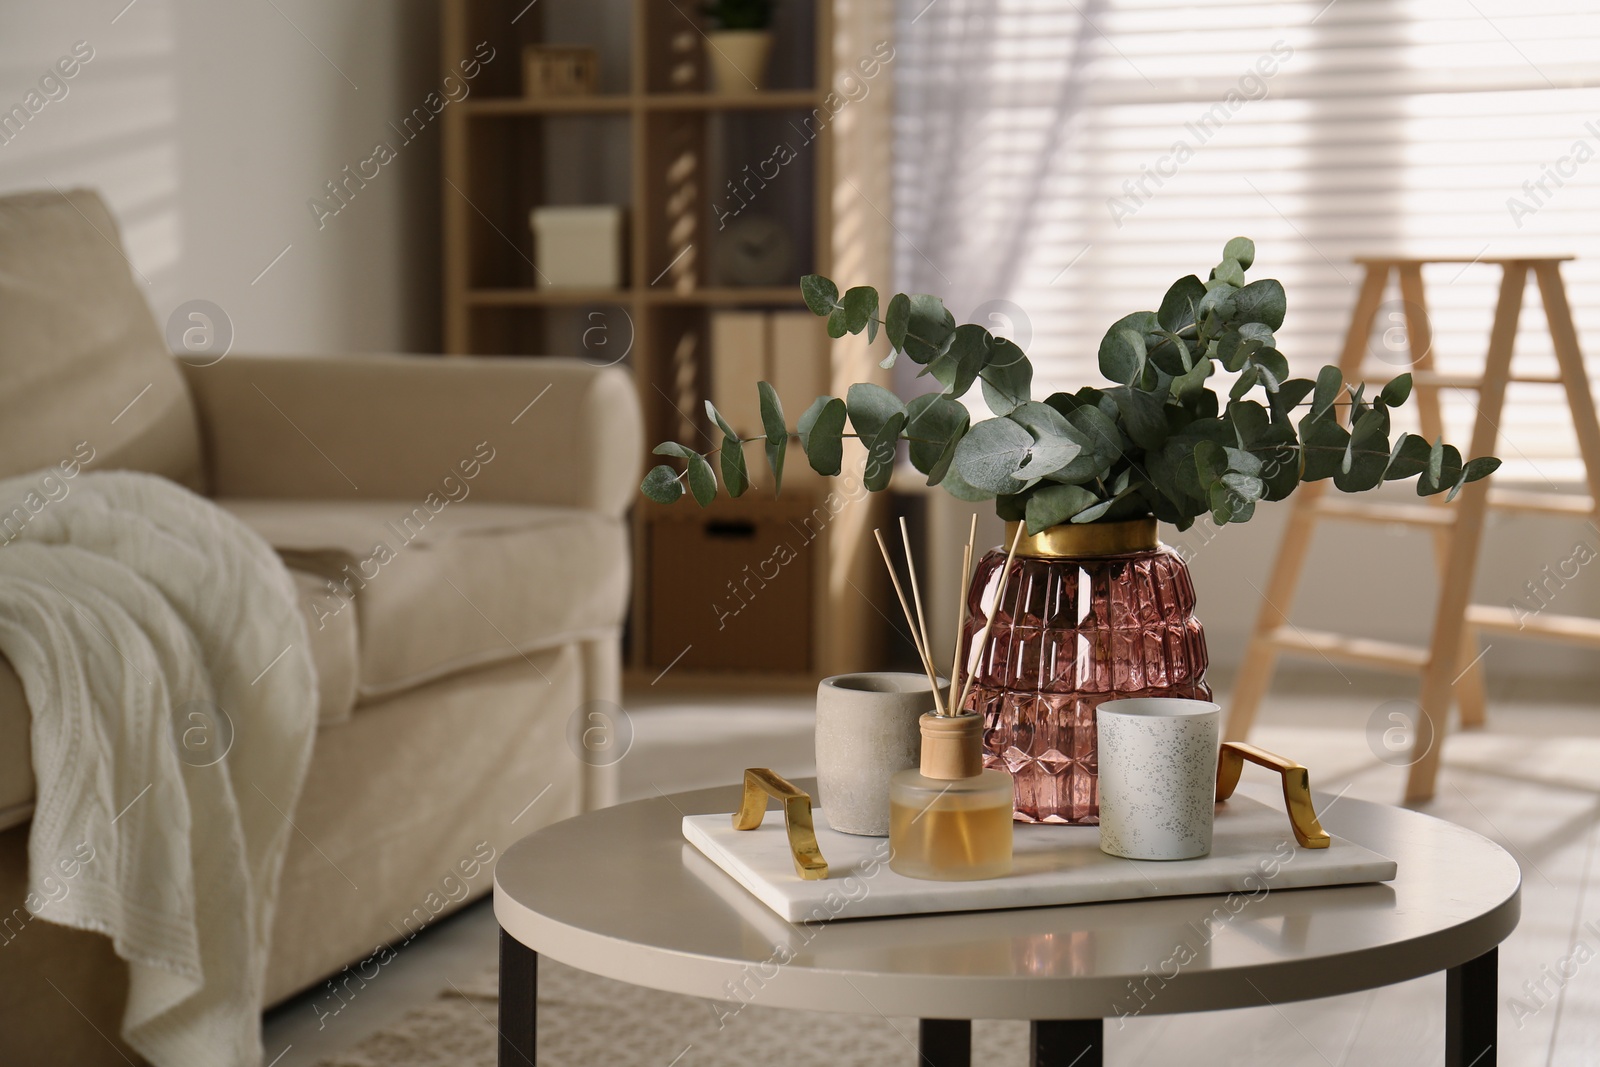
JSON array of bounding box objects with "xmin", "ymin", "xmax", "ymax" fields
[{"xmin": 494, "ymin": 780, "xmax": 1519, "ymax": 1066}]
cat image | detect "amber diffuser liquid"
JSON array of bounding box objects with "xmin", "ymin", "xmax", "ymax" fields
[{"xmin": 888, "ymin": 769, "xmax": 1014, "ymax": 881}]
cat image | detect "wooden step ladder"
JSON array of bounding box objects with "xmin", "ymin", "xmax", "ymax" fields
[{"xmin": 1225, "ymin": 256, "xmax": 1600, "ymax": 803}]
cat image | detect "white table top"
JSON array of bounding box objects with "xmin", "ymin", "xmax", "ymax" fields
[{"xmin": 493, "ymin": 781, "xmax": 1520, "ymax": 1019}]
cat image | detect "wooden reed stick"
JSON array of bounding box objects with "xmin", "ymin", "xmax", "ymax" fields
[
  {"xmin": 899, "ymin": 516, "xmax": 937, "ymax": 693},
  {"xmin": 946, "ymin": 514, "xmax": 977, "ymax": 717},
  {"xmin": 873, "ymin": 528, "xmax": 942, "ymax": 698},
  {"xmin": 956, "ymin": 523, "xmax": 1025, "ymax": 716}
]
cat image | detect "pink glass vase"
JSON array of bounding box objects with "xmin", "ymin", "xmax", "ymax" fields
[{"xmin": 958, "ymin": 518, "xmax": 1210, "ymax": 825}]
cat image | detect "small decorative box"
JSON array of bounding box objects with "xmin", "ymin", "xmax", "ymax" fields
[
  {"xmin": 530, "ymin": 205, "xmax": 625, "ymax": 290},
  {"xmin": 522, "ymin": 46, "xmax": 598, "ymax": 98}
]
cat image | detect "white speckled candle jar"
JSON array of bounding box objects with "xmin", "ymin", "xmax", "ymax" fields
[{"xmin": 1096, "ymin": 698, "xmax": 1221, "ymax": 861}]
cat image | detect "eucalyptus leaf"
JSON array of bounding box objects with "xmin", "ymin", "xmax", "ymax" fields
[
  {"xmin": 1310, "ymin": 365, "xmax": 1343, "ymax": 421},
  {"xmin": 905, "ymin": 392, "xmax": 970, "ymax": 484},
  {"xmin": 953, "ymin": 417, "xmax": 1035, "ymax": 496},
  {"xmin": 1446, "ymin": 456, "xmax": 1502, "ymax": 501},
  {"xmin": 1066, "ymin": 404, "xmax": 1130, "ymax": 468},
  {"xmin": 1009, "ymin": 402, "xmax": 1089, "ymax": 482},
  {"xmin": 863, "ymin": 411, "xmax": 905, "ymax": 492},
  {"xmin": 1271, "ymin": 377, "xmax": 1316, "ymax": 421},
  {"xmin": 641, "ymin": 463, "xmax": 685, "ymax": 504},
  {"xmin": 845, "ymin": 382, "xmax": 906, "ymax": 442},
  {"xmin": 797, "ymin": 396, "xmax": 847, "ymax": 475},
  {"xmin": 1419, "ymin": 440, "xmax": 1463, "ymax": 497},
  {"xmin": 1223, "ymin": 236, "xmax": 1256, "ymax": 270},
  {"xmin": 1158, "ymin": 275, "xmax": 1207, "ymax": 332},
  {"xmin": 1198, "ymin": 285, "xmax": 1238, "ymax": 320},
  {"xmin": 1172, "ymin": 357, "xmax": 1213, "ymax": 403},
  {"xmin": 705, "ymin": 400, "xmax": 740, "ymax": 441},
  {"xmin": 1107, "ymin": 384, "xmax": 1170, "ymax": 451},
  {"xmin": 1233, "ymin": 279, "xmax": 1287, "ymax": 329},
  {"xmin": 801, "ymin": 275, "xmax": 838, "ymax": 317},
  {"xmin": 1380, "ymin": 373, "xmax": 1413, "ymax": 407},
  {"xmin": 1299, "ymin": 414, "xmax": 1350, "ymax": 481},
  {"xmin": 757, "ymin": 381, "xmax": 786, "ymax": 494},
  {"xmin": 1222, "ymin": 470, "xmax": 1265, "ymax": 503},
  {"xmin": 1025, "ymin": 484, "xmax": 1098, "ymax": 534},
  {"xmin": 686, "ymin": 452, "xmax": 717, "ymax": 505},
  {"xmin": 1383, "ymin": 433, "xmax": 1431, "ymax": 481},
  {"xmin": 1071, "ymin": 496, "xmax": 1122, "ymax": 523},
  {"xmin": 1250, "ymin": 348, "xmax": 1289, "ymax": 392},
  {"xmin": 652, "ymin": 442, "xmax": 698, "ymax": 461},
  {"xmin": 840, "ymin": 286, "xmax": 878, "ymax": 334},
  {"xmin": 1213, "ymin": 258, "xmax": 1246, "ymax": 287},
  {"xmin": 938, "ymin": 463, "xmax": 994, "ymax": 502},
  {"xmin": 1098, "ymin": 313, "xmax": 1156, "ymax": 385},
  {"xmin": 944, "ymin": 323, "xmax": 994, "ymax": 399},
  {"xmin": 903, "ymin": 294, "xmax": 956, "ymax": 365},
  {"xmin": 1148, "ymin": 328, "xmax": 1193, "ymax": 375},
  {"xmin": 980, "ymin": 337, "xmax": 1033, "ymax": 414},
  {"xmin": 1227, "ymin": 400, "xmax": 1271, "ymax": 446},
  {"xmin": 721, "ymin": 433, "xmax": 749, "ymax": 496},
  {"xmin": 885, "ymin": 292, "xmax": 911, "ymax": 351}
]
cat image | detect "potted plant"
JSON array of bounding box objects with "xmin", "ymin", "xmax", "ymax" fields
[
  {"xmin": 640, "ymin": 239, "xmax": 1500, "ymax": 824},
  {"xmin": 702, "ymin": 0, "xmax": 776, "ymax": 94}
]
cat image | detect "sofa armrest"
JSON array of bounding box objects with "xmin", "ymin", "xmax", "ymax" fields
[{"xmin": 182, "ymin": 354, "xmax": 642, "ymax": 517}]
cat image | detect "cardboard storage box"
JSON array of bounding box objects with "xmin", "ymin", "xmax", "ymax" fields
[
  {"xmin": 530, "ymin": 205, "xmax": 625, "ymax": 290},
  {"xmin": 646, "ymin": 508, "xmax": 814, "ymax": 673}
]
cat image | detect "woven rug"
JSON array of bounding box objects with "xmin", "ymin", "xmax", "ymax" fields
[{"xmin": 310, "ymin": 957, "xmax": 1033, "ymax": 1066}]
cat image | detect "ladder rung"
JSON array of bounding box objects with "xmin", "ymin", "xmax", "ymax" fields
[
  {"xmin": 1315, "ymin": 497, "xmax": 1455, "ymax": 527},
  {"xmin": 1467, "ymin": 606, "xmax": 1600, "ymax": 647},
  {"xmin": 1264, "ymin": 627, "xmax": 1429, "ymax": 672},
  {"xmin": 1487, "ymin": 489, "xmax": 1596, "ymax": 517},
  {"xmin": 1400, "ymin": 370, "xmax": 1565, "ymax": 389}
]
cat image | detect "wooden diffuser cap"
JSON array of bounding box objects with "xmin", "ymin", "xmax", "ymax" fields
[{"xmin": 919, "ymin": 713, "xmax": 985, "ymax": 780}]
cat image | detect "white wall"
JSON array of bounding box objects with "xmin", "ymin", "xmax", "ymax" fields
[{"xmin": 0, "ymin": 0, "xmax": 440, "ymax": 354}]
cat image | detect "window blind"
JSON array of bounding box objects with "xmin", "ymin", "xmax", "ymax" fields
[{"xmin": 892, "ymin": 0, "xmax": 1600, "ymax": 482}]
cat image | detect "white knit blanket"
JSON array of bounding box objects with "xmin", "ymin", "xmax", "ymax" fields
[{"xmin": 0, "ymin": 471, "xmax": 316, "ymax": 1067}]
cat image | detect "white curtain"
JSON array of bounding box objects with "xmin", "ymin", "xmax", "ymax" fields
[{"xmin": 892, "ymin": 0, "xmax": 1600, "ymax": 481}]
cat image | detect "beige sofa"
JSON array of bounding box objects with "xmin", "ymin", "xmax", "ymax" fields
[{"xmin": 0, "ymin": 189, "xmax": 640, "ymax": 1064}]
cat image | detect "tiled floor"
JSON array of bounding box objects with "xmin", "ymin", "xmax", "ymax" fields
[{"xmin": 266, "ymin": 674, "xmax": 1600, "ymax": 1066}]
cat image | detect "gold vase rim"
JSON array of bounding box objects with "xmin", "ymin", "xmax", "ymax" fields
[{"xmin": 1003, "ymin": 517, "xmax": 1159, "ymax": 558}]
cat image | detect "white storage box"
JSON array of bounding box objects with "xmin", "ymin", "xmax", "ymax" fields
[{"xmin": 530, "ymin": 205, "xmax": 625, "ymax": 290}]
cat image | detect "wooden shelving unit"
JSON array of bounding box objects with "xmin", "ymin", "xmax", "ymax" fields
[{"xmin": 440, "ymin": 0, "xmax": 884, "ymax": 687}]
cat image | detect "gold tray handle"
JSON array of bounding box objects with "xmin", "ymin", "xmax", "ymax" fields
[
  {"xmin": 732, "ymin": 768, "xmax": 829, "ymax": 880},
  {"xmin": 1215, "ymin": 742, "xmax": 1331, "ymax": 849}
]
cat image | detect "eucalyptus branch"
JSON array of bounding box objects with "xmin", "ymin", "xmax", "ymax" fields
[{"xmin": 643, "ymin": 240, "xmax": 1500, "ymax": 526}]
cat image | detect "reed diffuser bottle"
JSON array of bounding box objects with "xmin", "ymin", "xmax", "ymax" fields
[
  {"xmin": 874, "ymin": 515, "xmax": 1018, "ymax": 880},
  {"xmin": 889, "ymin": 712, "xmax": 1014, "ymax": 880}
]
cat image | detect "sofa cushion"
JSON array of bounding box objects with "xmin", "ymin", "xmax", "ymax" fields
[
  {"xmin": 0, "ymin": 189, "xmax": 203, "ymax": 490},
  {"xmin": 216, "ymin": 499, "xmax": 629, "ymax": 700},
  {"xmin": 0, "ymin": 565, "xmax": 357, "ymax": 834}
]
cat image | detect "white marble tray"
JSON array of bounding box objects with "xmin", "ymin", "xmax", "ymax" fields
[{"xmin": 682, "ymin": 795, "xmax": 1396, "ymax": 923}]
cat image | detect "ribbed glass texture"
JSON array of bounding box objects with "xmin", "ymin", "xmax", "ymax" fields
[{"xmin": 960, "ymin": 544, "xmax": 1210, "ymax": 825}]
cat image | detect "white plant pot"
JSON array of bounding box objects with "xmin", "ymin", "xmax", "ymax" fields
[
  {"xmin": 705, "ymin": 30, "xmax": 773, "ymax": 94},
  {"xmin": 815, "ymin": 673, "xmax": 947, "ymax": 836}
]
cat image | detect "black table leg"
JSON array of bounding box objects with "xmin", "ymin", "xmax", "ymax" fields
[
  {"xmin": 499, "ymin": 928, "xmax": 537, "ymax": 1066},
  {"xmin": 1447, "ymin": 947, "xmax": 1497, "ymax": 1067},
  {"xmin": 1031, "ymin": 1019, "xmax": 1103, "ymax": 1067},
  {"xmin": 919, "ymin": 1018, "xmax": 971, "ymax": 1067}
]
